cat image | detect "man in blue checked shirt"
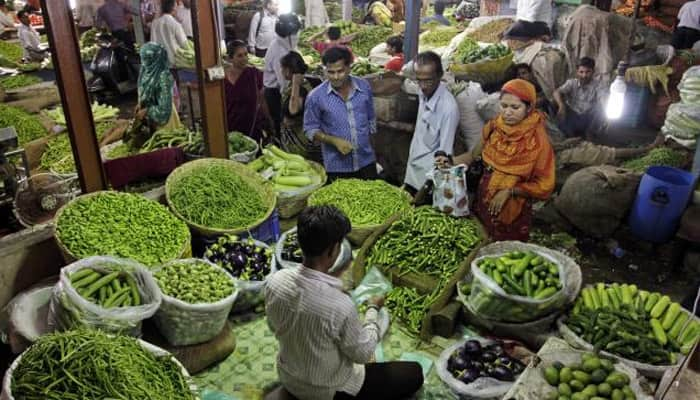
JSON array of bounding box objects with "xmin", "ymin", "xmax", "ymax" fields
[{"xmin": 304, "ymin": 47, "xmax": 378, "ymax": 181}]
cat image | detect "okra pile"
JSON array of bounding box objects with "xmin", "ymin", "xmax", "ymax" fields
[
  {"xmin": 69, "ymin": 267, "xmax": 142, "ymax": 308},
  {"xmin": 56, "ymin": 192, "xmax": 190, "ymax": 266},
  {"xmin": 168, "ymin": 163, "xmax": 270, "ymax": 229},
  {"xmin": 154, "ymin": 260, "xmax": 234, "ymax": 304},
  {"xmin": 365, "ymin": 206, "xmax": 482, "ymax": 280},
  {"xmin": 476, "ymin": 251, "xmax": 562, "ymax": 300},
  {"xmin": 309, "ymin": 179, "xmax": 411, "ymax": 227},
  {"xmin": 385, "ymin": 286, "xmax": 435, "ymax": 335},
  {"xmin": 542, "ymin": 353, "xmax": 635, "ymax": 400},
  {"xmin": 566, "ymin": 283, "xmax": 700, "ymax": 365},
  {"xmin": 11, "ymin": 329, "xmax": 196, "ymax": 400}
]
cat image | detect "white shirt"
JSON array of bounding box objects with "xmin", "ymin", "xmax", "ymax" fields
[
  {"xmin": 263, "ymin": 35, "xmax": 296, "ymax": 89},
  {"xmin": 405, "ymin": 82, "xmax": 459, "ymax": 190},
  {"xmin": 265, "ymin": 266, "xmax": 380, "ymax": 400},
  {"xmin": 76, "ymin": 0, "xmax": 102, "ymax": 28},
  {"xmin": 516, "ymin": 0, "xmax": 552, "ymax": 24},
  {"xmin": 248, "ymin": 9, "xmax": 277, "ymax": 50},
  {"xmin": 678, "ymin": 0, "xmax": 700, "ymax": 31},
  {"xmin": 0, "ymin": 11, "xmax": 15, "ymax": 34},
  {"xmin": 150, "ymin": 13, "xmax": 189, "ymax": 66},
  {"xmin": 18, "ymin": 24, "xmax": 42, "ymax": 60},
  {"xmin": 175, "ymin": 3, "xmax": 193, "ymax": 37}
]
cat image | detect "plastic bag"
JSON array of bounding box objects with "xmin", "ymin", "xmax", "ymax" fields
[
  {"xmin": 661, "ymin": 102, "xmax": 700, "ymax": 140},
  {"xmin": 48, "ymin": 256, "xmax": 162, "ymax": 336},
  {"xmin": 427, "ymin": 165, "xmax": 470, "ymax": 217},
  {"xmin": 3, "ymin": 285, "xmax": 53, "ymax": 354},
  {"xmin": 679, "ymin": 66, "xmax": 700, "ymax": 105},
  {"xmin": 231, "ymin": 239, "xmax": 278, "ymax": 313},
  {"xmin": 436, "ymin": 339, "xmax": 516, "ymax": 399},
  {"xmin": 351, "ymin": 266, "xmax": 393, "ymax": 305},
  {"xmin": 466, "ymin": 242, "xmax": 573, "ymax": 323},
  {"xmin": 152, "ymin": 259, "xmax": 238, "ymax": 346},
  {"xmin": 452, "ymin": 82, "xmax": 487, "ymax": 151}
]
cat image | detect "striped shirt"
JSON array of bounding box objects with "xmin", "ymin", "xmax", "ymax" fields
[
  {"xmin": 304, "ymin": 77, "xmax": 377, "ymax": 173},
  {"xmin": 265, "ymin": 266, "xmax": 380, "ymax": 400}
]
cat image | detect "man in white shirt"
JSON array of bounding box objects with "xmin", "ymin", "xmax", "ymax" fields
[
  {"xmin": 404, "ymin": 51, "xmax": 459, "ymax": 193},
  {"xmin": 17, "ymin": 9, "xmax": 46, "ymax": 62},
  {"xmin": 263, "ymin": 13, "xmax": 300, "ymax": 135},
  {"xmin": 248, "ymin": 0, "xmax": 278, "ymax": 57},
  {"xmin": 175, "ymin": 0, "xmax": 193, "ymax": 38},
  {"xmin": 76, "ymin": 0, "xmax": 102, "ymax": 33},
  {"xmin": 0, "ymin": 0, "xmax": 16, "ymax": 38},
  {"xmin": 503, "ymin": 0, "xmax": 553, "ymax": 41},
  {"xmin": 150, "ymin": 0, "xmax": 189, "ymax": 67},
  {"xmin": 265, "ymin": 205, "xmax": 424, "ymax": 400},
  {"xmin": 672, "ymin": 0, "xmax": 700, "ymax": 50}
]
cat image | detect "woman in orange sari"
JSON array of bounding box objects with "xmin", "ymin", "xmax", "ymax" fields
[{"xmin": 456, "ymin": 79, "xmax": 555, "ymax": 241}]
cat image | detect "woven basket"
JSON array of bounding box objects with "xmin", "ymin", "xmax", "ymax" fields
[
  {"xmin": 450, "ymin": 52, "xmax": 514, "ymax": 85},
  {"xmin": 165, "ymin": 158, "xmax": 276, "ymax": 236},
  {"xmin": 276, "ymin": 161, "xmax": 328, "ymax": 219},
  {"xmin": 53, "ymin": 191, "xmax": 192, "ymax": 265}
]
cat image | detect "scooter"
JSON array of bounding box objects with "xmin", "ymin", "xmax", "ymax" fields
[{"xmin": 86, "ymin": 33, "xmax": 140, "ymax": 101}]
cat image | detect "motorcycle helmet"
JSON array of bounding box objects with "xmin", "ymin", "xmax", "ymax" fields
[{"xmin": 275, "ymin": 13, "xmax": 302, "ymax": 38}]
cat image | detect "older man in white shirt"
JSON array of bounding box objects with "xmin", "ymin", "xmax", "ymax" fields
[
  {"xmin": 175, "ymin": 0, "xmax": 193, "ymax": 38},
  {"xmin": 404, "ymin": 51, "xmax": 459, "ymax": 193},
  {"xmin": 265, "ymin": 205, "xmax": 423, "ymax": 400},
  {"xmin": 150, "ymin": 0, "xmax": 189, "ymax": 67},
  {"xmin": 17, "ymin": 9, "xmax": 46, "ymax": 62},
  {"xmin": 248, "ymin": 0, "xmax": 278, "ymax": 57}
]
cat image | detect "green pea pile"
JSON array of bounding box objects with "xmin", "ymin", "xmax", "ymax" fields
[
  {"xmin": 308, "ymin": 179, "xmax": 411, "ymax": 227},
  {"xmin": 56, "ymin": 192, "xmax": 190, "ymax": 266},
  {"xmin": 11, "ymin": 329, "xmax": 196, "ymax": 400},
  {"xmin": 154, "ymin": 260, "xmax": 234, "ymax": 304},
  {"xmin": 621, "ymin": 147, "xmax": 686, "ymax": 172},
  {"xmin": 0, "ymin": 104, "xmax": 48, "ymax": 144},
  {"xmin": 168, "ymin": 163, "xmax": 270, "ymax": 229}
]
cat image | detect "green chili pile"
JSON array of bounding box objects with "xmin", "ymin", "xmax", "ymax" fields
[
  {"xmin": 154, "ymin": 260, "xmax": 234, "ymax": 304},
  {"xmin": 168, "ymin": 163, "xmax": 269, "ymax": 229},
  {"xmin": 0, "ymin": 104, "xmax": 47, "ymax": 144},
  {"xmin": 56, "ymin": 192, "xmax": 190, "ymax": 266},
  {"xmin": 11, "ymin": 329, "xmax": 196, "ymax": 400},
  {"xmin": 365, "ymin": 206, "xmax": 482, "ymax": 279},
  {"xmin": 309, "ymin": 179, "xmax": 410, "ymax": 226}
]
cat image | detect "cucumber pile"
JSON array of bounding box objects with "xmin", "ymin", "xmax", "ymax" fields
[
  {"xmin": 476, "ymin": 251, "xmax": 562, "ymax": 299},
  {"xmin": 542, "ymin": 353, "xmax": 636, "ymax": 400},
  {"xmin": 566, "ymin": 283, "xmax": 699, "ymax": 365},
  {"xmin": 69, "ymin": 267, "xmax": 142, "ymax": 308}
]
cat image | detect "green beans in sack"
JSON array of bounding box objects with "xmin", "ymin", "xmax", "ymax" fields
[
  {"xmin": 152, "ymin": 259, "xmax": 238, "ymax": 346},
  {"xmin": 48, "ymin": 256, "xmax": 162, "ymax": 336}
]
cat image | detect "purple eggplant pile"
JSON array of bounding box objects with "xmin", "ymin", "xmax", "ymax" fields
[
  {"xmin": 203, "ymin": 235, "xmax": 273, "ymax": 281},
  {"xmin": 447, "ymin": 340, "xmax": 525, "ymax": 385}
]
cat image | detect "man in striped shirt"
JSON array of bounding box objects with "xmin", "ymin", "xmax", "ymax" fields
[{"xmin": 265, "ymin": 206, "xmax": 424, "ymax": 400}]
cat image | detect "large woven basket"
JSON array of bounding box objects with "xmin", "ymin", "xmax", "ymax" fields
[
  {"xmin": 276, "ymin": 161, "xmax": 328, "ymax": 219},
  {"xmin": 450, "ymin": 52, "xmax": 514, "ymax": 85},
  {"xmin": 53, "ymin": 191, "xmax": 192, "ymax": 265},
  {"xmin": 165, "ymin": 158, "xmax": 276, "ymax": 236}
]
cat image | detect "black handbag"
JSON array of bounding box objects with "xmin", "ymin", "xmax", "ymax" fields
[{"xmin": 466, "ymin": 158, "xmax": 485, "ymax": 193}]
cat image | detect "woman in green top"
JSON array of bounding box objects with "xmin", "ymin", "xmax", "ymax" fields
[
  {"xmin": 278, "ymin": 51, "xmax": 321, "ymax": 162},
  {"xmin": 134, "ymin": 43, "xmax": 180, "ymax": 132}
]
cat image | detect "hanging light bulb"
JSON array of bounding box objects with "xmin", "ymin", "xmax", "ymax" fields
[
  {"xmin": 280, "ymin": 0, "xmax": 293, "ymax": 14},
  {"xmin": 606, "ymin": 63, "xmax": 628, "ymax": 120}
]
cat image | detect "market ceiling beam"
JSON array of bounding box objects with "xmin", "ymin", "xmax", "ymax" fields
[
  {"xmin": 40, "ymin": 0, "xmax": 107, "ymax": 192},
  {"xmin": 191, "ymin": 0, "xmax": 229, "ymax": 159},
  {"xmin": 403, "ymin": 0, "xmax": 421, "ymax": 63}
]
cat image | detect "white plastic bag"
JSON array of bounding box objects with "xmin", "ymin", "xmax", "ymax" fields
[
  {"xmin": 452, "ymin": 82, "xmax": 487, "ymax": 151},
  {"xmin": 427, "ymin": 164, "xmax": 470, "ymax": 217},
  {"xmin": 476, "ymin": 93, "xmax": 501, "ymax": 122},
  {"xmin": 153, "ymin": 259, "xmax": 238, "ymax": 346},
  {"xmin": 48, "ymin": 256, "xmax": 162, "ymax": 336},
  {"xmin": 661, "ymin": 102, "xmax": 700, "ymax": 140}
]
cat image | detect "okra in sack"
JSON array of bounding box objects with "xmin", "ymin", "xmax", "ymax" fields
[{"xmin": 48, "ymin": 256, "xmax": 162, "ymax": 336}]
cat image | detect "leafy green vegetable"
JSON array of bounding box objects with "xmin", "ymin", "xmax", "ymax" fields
[
  {"xmin": 0, "ymin": 74, "xmax": 42, "ymax": 89},
  {"xmin": 0, "ymin": 40, "xmax": 23, "ymax": 63},
  {"xmin": 452, "ymin": 39, "xmax": 510, "ymax": 64},
  {"xmin": 0, "ymin": 104, "xmax": 48, "ymax": 144}
]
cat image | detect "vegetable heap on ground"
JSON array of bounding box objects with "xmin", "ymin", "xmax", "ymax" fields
[
  {"xmin": 621, "ymin": 147, "xmax": 686, "ymax": 172},
  {"xmin": 175, "ymin": 40, "xmax": 196, "ymax": 69},
  {"xmin": 10, "ymin": 329, "xmax": 196, "ymax": 400},
  {"xmin": 541, "ymin": 353, "xmax": 635, "ymax": 400},
  {"xmin": 309, "ymin": 179, "xmax": 410, "ymax": 226},
  {"xmin": 0, "ymin": 40, "xmax": 23, "ymax": 67},
  {"xmin": 0, "ymin": 74, "xmax": 42, "ymax": 90},
  {"xmin": 0, "ymin": 104, "xmax": 48, "ymax": 144},
  {"xmin": 69, "ymin": 267, "xmax": 142, "ymax": 308},
  {"xmin": 154, "ymin": 259, "xmax": 234, "ymax": 303},
  {"xmin": 566, "ymin": 283, "xmax": 700, "ymax": 365},
  {"xmin": 46, "ymin": 101, "xmax": 119, "ymax": 125},
  {"xmin": 204, "ymin": 235, "xmax": 273, "ymax": 281},
  {"xmin": 350, "ymin": 58, "xmax": 382, "ymax": 76},
  {"xmin": 280, "ymin": 230, "xmax": 303, "ymax": 264},
  {"xmin": 475, "ymin": 251, "xmax": 562, "ymax": 299},
  {"xmin": 447, "ymin": 340, "xmax": 526, "ymax": 384},
  {"xmin": 168, "ymin": 162, "xmax": 269, "ymax": 229},
  {"xmin": 79, "ymin": 27, "xmax": 100, "ymax": 62},
  {"xmin": 453, "ymin": 40, "xmax": 511, "ymax": 64},
  {"xmin": 56, "ymin": 192, "xmax": 190, "ymax": 266},
  {"xmin": 465, "ymin": 18, "xmax": 514, "ymax": 43},
  {"xmin": 332, "ymin": 20, "xmax": 360, "ymax": 37},
  {"xmin": 140, "ymin": 128, "xmax": 255, "ymax": 156},
  {"xmin": 352, "ymin": 25, "xmax": 393, "ymax": 57},
  {"xmin": 421, "ymin": 27, "xmax": 461, "ymax": 48},
  {"xmin": 41, "ymin": 121, "xmax": 116, "ymax": 173},
  {"xmin": 249, "ymin": 144, "xmax": 322, "ymax": 192}
]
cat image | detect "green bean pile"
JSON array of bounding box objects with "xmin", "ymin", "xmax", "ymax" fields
[
  {"xmin": 154, "ymin": 260, "xmax": 234, "ymax": 304},
  {"xmin": 0, "ymin": 104, "xmax": 48, "ymax": 144},
  {"xmin": 309, "ymin": 179, "xmax": 410, "ymax": 226},
  {"xmin": 56, "ymin": 192, "xmax": 190, "ymax": 266},
  {"xmin": 365, "ymin": 206, "xmax": 482, "ymax": 279},
  {"xmin": 621, "ymin": 147, "xmax": 686, "ymax": 172},
  {"xmin": 169, "ymin": 163, "xmax": 269, "ymax": 229},
  {"xmin": 421, "ymin": 27, "xmax": 461, "ymax": 48},
  {"xmin": 11, "ymin": 329, "xmax": 196, "ymax": 400},
  {"xmin": 0, "ymin": 74, "xmax": 42, "ymax": 90}
]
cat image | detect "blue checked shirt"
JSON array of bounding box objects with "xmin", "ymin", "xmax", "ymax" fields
[{"xmin": 304, "ymin": 77, "xmax": 377, "ymax": 173}]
